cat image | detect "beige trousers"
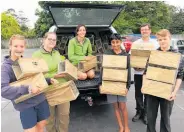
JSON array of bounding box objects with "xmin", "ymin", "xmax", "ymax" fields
[{"xmin": 46, "ymin": 102, "xmax": 70, "ymax": 132}]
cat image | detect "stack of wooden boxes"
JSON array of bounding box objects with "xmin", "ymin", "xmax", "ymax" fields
[
  {"xmin": 100, "ymin": 55, "xmax": 128, "ymax": 96},
  {"xmin": 142, "ymin": 50, "xmax": 181, "ymax": 100},
  {"xmin": 11, "ymin": 58, "xmax": 49, "ymax": 103}
]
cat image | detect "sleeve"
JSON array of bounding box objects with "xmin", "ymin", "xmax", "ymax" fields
[
  {"xmin": 45, "ymin": 78, "xmax": 51, "ymax": 85},
  {"xmin": 126, "ymin": 54, "xmax": 131, "ymax": 90},
  {"xmin": 68, "ymin": 40, "xmax": 85, "ymax": 62},
  {"xmin": 1, "ymin": 66, "xmax": 29, "ymax": 100},
  {"xmin": 176, "ymin": 56, "xmax": 184, "ymax": 79},
  {"xmin": 143, "ymin": 57, "xmax": 150, "ymax": 75},
  {"xmin": 87, "ymin": 40, "xmax": 92, "ymax": 56},
  {"xmin": 98, "ymin": 67, "xmax": 103, "ymax": 85}
]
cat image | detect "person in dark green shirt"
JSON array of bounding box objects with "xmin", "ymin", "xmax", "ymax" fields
[
  {"xmin": 146, "ymin": 29, "xmax": 184, "ymax": 132},
  {"xmin": 68, "ymin": 24, "xmax": 95, "ymax": 80},
  {"xmin": 104, "ymin": 33, "xmax": 131, "ymax": 132}
]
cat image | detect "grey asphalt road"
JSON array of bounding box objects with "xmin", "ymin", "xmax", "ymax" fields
[
  {"xmin": 1, "ymin": 49, "xmax": 184, "ymax": 132},
  {"xmin": 1, "ymin": 85, "xmax": 184, "ymax": 132}
]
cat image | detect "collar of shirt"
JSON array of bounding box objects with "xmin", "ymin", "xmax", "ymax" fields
[
  {"xmin": 109, "ymin": 49, "xmax": 127, "ymax": 55},
  {"xmin": 157, "ymin": 46, "xmax": 175, "ymax": 52},
  {"xmin": 75, "ymin": 37, "xmax": 87, "ymax": 45},
  {"xmin": 140, "ymin": 37, "xmax": 152, "ymax": 42},
  {"xmin": 40, "ymin": 46, "xmax": 57, "ymax": 55}
]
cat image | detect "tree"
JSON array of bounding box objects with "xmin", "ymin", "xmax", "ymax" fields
[
  {"xmin": 34, "ymin": 1, "xmax": 54, "ymax": 37},
  {"xmin": 6, "ymin": 9, "xmax": 29, "ymax": 27},
  {"xmin": 1, "ymin": 12, "xmax": 22, "ymax": 39},
  {"xmin": 113, "ymin": 1, "xmax": 171, "ymax": 34},
  {"xmin": 6, "ymin": 8, "xmax": 18, "ymax": 18},
  {"xmin": 4, "ymin": 8, "xmax": 36, "ymax": 38},
  {"xmin": 17, "ymin": 10, "xmax": 29, "ymax": 26},
  {"xmin": 26, "ymin": 29, "xmax": 36, "ymax": 38},
  {"xmin": 168, "ymin": 7, "xmax": 184, "ymax": 34}
]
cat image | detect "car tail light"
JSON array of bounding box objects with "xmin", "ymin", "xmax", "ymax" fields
[{"xmin": 123, "ymin": 40, "xmax": 132, "ymax": 53}]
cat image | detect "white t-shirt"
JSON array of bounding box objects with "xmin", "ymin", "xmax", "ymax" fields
[{"xmin": 132, "ymin": 38, "xmax": 159, "ymax": 75}]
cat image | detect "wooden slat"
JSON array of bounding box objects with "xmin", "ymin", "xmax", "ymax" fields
[
  {"xmin": 131, "ymin": 49, "xmax": 151, "ymax": 57},
  {"xmin": 103, "ymin": 68, "xmax": 128, "ymax": 82},
  {"xmin": 58, "ymin": 59, "xmax": 78, "ymax": 80},
  {"xmin": 102, "ymin": 55, "xmax": 127, "ymax": 69},
  {"xmin": 149, "ymin": 50, "xmax": 181, "ymax": 68},
  {"xmin": 130, "ymin": 56, "xmax": 148, "ymax": 68},
  {"xmin": 100, "ymin": 81, "xmax": 127, "ymax": 96},
  {"xmin": 142, "ymin": 78, "xmax": 173, "ymax": 100},
  {"xmin": 146, "ymin": 66, "xmax": 177, "ymax": 84}
]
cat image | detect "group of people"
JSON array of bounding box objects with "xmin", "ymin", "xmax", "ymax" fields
[{"xmin": 1, "ymin": 23, "xmax": 183, "ymax": 132}]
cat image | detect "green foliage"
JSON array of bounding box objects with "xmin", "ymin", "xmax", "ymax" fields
[
  {"xmin": 113, "ymin": 1, "xmax": 171, "ymax": 34},
  {"xmin": 1, "ymin": 12, "xmax": 22, "ymax": 39},
  {"xmin": 34, "ymin": 1, "xmax": 54, "ymax": 37},
  {"xmin": 2, "ymin": 9, "xmax": 36, "ymax": 40},
  {"xmin": 169, "ymin": 8, "xmax": 184, "ymax": 34}
]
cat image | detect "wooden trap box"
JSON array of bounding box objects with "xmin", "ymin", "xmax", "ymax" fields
[
  {"xmin": 130, "ymin": 56, "xmax": 148, "ymax": 69},
  {"xmin": 102, "ymin": 55, "xmax": 127, "ymax": 69},
  {"xmin": 142, "ymin": 78, "xmax": 174, "ymax": 100},
  {"xmin": 45, "ymin": 80, "xmax": 79, "ymax": 106},
  {"xmin": 12, "ymin": 58, "xmax": 48, "ymax": 80},
  {"xmin": 131, "ymin": 43, "xmax": 155, "ymax": 50},
  {"xmin": 102, "ymin": 68, "xmax": 128, "ymax": 82},
  {"xmin": 58, "ymin": 59, "xmax": 78, "ymax": 80},
  {"xmin": 100, "ymin": 81, "xmax": 127, "ymax": 96},
  {"xmin": 149, "ymin": 50, "xmax": 181, "ymax": 68},
  {"xmin": 130, "ymin": 49, "xmax": 151, "ymax": 68},
  {"xmin": 146, "ymin": 66, "xmax": 177, "ymax": 84},
  {"xmin": 78, "ymin": 56, "xmax": 97, "ymax": 72},
  {"xmin": 10, "ymin": 73, "xmax": 49, "ymax": 104},
  {"xmin": 141, "ymin": 50, "xmax": 181, "ymax": 100}
]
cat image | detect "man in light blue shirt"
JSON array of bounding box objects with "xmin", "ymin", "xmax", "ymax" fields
[{"xmin": 131, "ymin": 24, "xmax": 159, "ymax": 125}]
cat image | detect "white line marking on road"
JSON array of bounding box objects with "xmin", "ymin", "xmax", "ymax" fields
[
  {"xmin": 1, "ymin": 100, "xmax": 9, "ymax": 103},
  {"xmin": 175, "ymin": 104, "xmax": 184, "ymax": 111}
]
